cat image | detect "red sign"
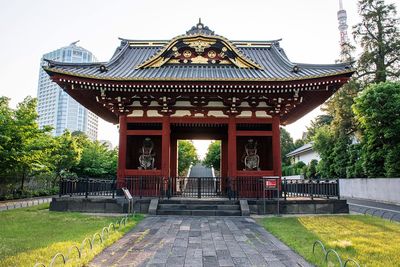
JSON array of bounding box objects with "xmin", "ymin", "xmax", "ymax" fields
[{"xmin": 265, "ymin": 180, "xmax": 277, "ymax": 188}]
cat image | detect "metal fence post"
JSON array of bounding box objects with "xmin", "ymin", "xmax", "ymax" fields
[
  {"xmin": 139, "ymin": 176, "xmax": 143, "ymax": 199},
  {"xmin": 167, "ymin": 177, "xmax": 171, "ymax": 199},
  {"xmin": 85, "ymin": 177, "xmax": 89, "ymax": 198},
  {"xmin": 112, "ymin": 180, "xmax": 115, "ymax": 198},
  {"xmin": 59, "ymin": 179, "xmax": 62, "ymax": 197},
  {"xmin": 197, "ymin": 177, "xmax": 201, "ymax": 199},
  {"xmin": 283, "ymin": 178, "xmax": 287, "ymax": 201},
  {"xmin": 337, "ymin": 178, "xmax": 340, "ymax": 200}
]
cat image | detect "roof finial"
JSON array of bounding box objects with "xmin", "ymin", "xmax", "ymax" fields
[
  {"xmin": 186, "ymin": 19, "xmax": 214, "ymax": 35},
  {"xmin": 197, "ymin": 18, "xmax": 204, "ymax": 29},
  {"xmin": 339, "ymin": 0, "xmax": 343, "ymax": 10}
]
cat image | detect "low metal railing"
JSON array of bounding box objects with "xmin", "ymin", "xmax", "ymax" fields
[
  {"xmin": 59, "ymin": 177, "xmax": 340, "ymax": 200},
  {"xmin": 170, "ymin": 176, "xmax": 223, "ymax": 198},
  {"xmin": 282, "ymin": 178, "xmax": 340, "ymax": 200},
  {"xmin": 59, "ymin": 178, "xmax": 116, "ymax": 198},
  {"xmin": 122, "ymin": 176, "xmax": 167, "ymax": 199}
]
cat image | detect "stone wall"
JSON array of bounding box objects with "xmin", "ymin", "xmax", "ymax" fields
[{"xmin": 339, "ymin": 178, "xmax": 400, "ymax": 205}]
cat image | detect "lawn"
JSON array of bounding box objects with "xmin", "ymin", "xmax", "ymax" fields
[
  {"xmin": 260, "ymin": 215, "xmax": 400, "ymax": 267},
  {"xmin": 0, "ymin": 203, "xmax": 144, "ymax": 267}
]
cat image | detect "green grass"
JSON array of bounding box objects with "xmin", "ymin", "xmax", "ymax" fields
[
  {"xmin": 0, "ymin": 203, "xmax": 144, "ymax": 267},
  {"xmin": 259, "ymin": 215, "xmax": 400, "ymax": 267}
]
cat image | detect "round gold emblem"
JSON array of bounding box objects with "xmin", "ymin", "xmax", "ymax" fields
[
  {"xmin": 208, "ymin": 50, "xmax": 217, "ymax": 59},
  {"xmin": 183, "ymin": 50, "xmax": 192, "ymax": 58}
]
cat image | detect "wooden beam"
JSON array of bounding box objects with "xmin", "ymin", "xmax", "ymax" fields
[
  {"xmin": 126, "ymin": 130, "xmax": 162, "ymax": 136},
  {"xmin": 236, "ymin": 130, "xmax": 273, "ymax": 136}
]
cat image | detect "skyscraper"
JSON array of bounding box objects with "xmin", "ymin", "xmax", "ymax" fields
[{"xmin": 37, "ymin": 41, "xmax": 98, "ymax": 140}]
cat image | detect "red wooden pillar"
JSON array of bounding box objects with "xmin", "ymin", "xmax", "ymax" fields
[
  {"xmin": 117, "ymin": 114, "xmax": 127, "ymax": 188},
  {"xmin": 220, "ymin": 137, "xmax": 228, "ymax": 191},
  {"xmin": 161, "ymin": 115, "xmax": 171, "ymax": 178},
  {"xmin": 227, "ymin": 116, "xmax": 237, "ymax": 178},
  {"xmin": 170, "ymin": 137, "xmax": 177, "ymax": 177},
  {"xmin": 221, "ymin": 138, "xmax": 228, "ymax": 178},
  {"xmin": 272, "ymin": 116, "xmax": 282, "ymax": 177}
]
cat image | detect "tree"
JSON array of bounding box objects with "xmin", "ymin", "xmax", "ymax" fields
[
  {"xmin": 0, "ymin": 97, "xmax": 14, "ymax": 182},
  {"xmin": 70, "ymin": 132, "xmax": 117, "ymax": 179},
  {"xmin": 280, "ymin": 128, "xmax": 296, "ymax": 166},
  {"xmin": 353, "ymin": 0, "xmax": 400, "ymax": 83},
  {"xmin": 178, "ymin": 140, "xmax": 199, "ymax": 176},
  {"xmin": 203, "ymin": 141, "xmax": 221, "ymax": 171},
  {"xmin": 0, "ymin": 97, "xmax": 55, "ymax": 194},
  {"xmin": 353, "ymin": 81, "xmax": 400, "ymax": 177},
  {"xmin": 304, "ymin": 115, "xmax": 333, "ymax": 142},
  {"xmin": 49, "ymin": 131, "xmax": 81, "ymax": 184},
  {"xmin": 306, "ymin": 159, "xmax": 319, "ymax": 179}
]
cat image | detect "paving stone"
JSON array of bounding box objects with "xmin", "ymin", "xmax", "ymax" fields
[
  {"xmin": 89, "ymin": 216, "xmax": 312, "ymax": 267},
  {"xmin": 232, "ymin": 257, "xmax": 252, "ymax": 267},
  {"xmin": 203, "ymin": 256, "xmax": 218, "ymax": 267}
]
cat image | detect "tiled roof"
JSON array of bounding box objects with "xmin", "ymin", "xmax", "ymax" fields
[
  {"xmin": 43, "ymin": 23, "xmax": 353, "ymax": 82},
  {"xmin": 286, "ymin": 143, "xmax": 314, "ymax": 157}
]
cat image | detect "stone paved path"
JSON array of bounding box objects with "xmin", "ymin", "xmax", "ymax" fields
[{"xmin": 90, "ymin": 216, "xmax": 311, "ymax": 267}]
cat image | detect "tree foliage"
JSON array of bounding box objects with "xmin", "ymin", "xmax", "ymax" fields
[
  {"xmin": 0, "ymin": 97, "xmax": 118, "ymax": 199},
  {"xmin": 353, "ymin": 0, "xmax": 400, "ymax": 83},
  {"xmin": 280, "ymin": 128, "xmax": 295, "ymax": 166},
  {"xmin": 178, "ymin": 140, "xmax": 199, "ymax": 176},
  {"xmin": 203, "ymin": 141, "xmax": 221, "ymax": 171},
  {"xmin": 353, "ymin": 82, "xmax": 400, "ymax": 177},
  {"xmin": 72, "ymin": 137, "xmax": 117, "ymax": 178},
  {"xmin": 311, "ymin": 0, "xmax": 400, "ymax": 178}
]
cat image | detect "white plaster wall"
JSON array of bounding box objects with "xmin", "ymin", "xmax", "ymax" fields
[
  {"xmin": 339, "ymin": 178, "xmax": 400, "ymax": 205},
  {"xmin": 296, "ymin": 151, "xmax": 320, "ymax": 165}
]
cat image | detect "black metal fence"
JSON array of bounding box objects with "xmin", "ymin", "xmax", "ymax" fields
[
  {"xmin": 123, "ymin": 176, "xmax": 167, "ymax": 198},
  {"xmin": 171, "ymin": 176, "xmax": 222, "ymax": 198},
  {"xmin": 282, "ymin": 178, "xmax": 340, "ymax": 200},
  {"xmin": 59, "ymin": 178, "xmax": 116, "ymax": 198},
  {"xmin": 59, "ymin": 177, "xmax": 340, "ymax": 200}
]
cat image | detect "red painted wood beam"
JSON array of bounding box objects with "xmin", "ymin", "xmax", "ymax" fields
[
  {"xmin": 126, "ymin": 130, "xmax": 162, "ymax": 136},
  {"xmin": 236, "ymin": 131, "xmax": 273, "ymax": 136}
]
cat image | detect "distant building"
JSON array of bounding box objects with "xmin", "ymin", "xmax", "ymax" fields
[
  {"xmin": 286, "ymin": 143, "xmax": 320, "ymax": 165},
  {"xmin": 37, "ymin": 41, "xmax": 98, "ymax": 140}
]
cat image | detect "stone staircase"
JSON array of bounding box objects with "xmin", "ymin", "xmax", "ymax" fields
[{"xmin": 156, "ymin": 199, "xmax": 242, "ymax": 216}]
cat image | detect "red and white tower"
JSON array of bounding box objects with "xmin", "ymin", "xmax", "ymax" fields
[{"xmin": 337, "ymin": 0, "xmax": 349, "ymax": 45}]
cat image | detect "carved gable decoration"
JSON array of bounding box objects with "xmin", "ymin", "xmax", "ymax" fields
[{"xmin": 137, "ymin": 21, "xmax": 262, "ymax": 69}]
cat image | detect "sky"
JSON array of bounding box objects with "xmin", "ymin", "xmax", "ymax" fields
[{"xmin": 0, "ymin": 0, "xmax": 383, "ymax": 158}]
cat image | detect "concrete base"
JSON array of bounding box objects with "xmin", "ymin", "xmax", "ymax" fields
[
  {"xmin": 248, "ymin": 199, "xmax": 349, "ymax": 215},
  {"xmin": 50, "ymin": 196, "xmax": 348, "ymax": 215},
  {"xmin": 50, "ymin": 196, "xmax": 129, "ymax": 213}
]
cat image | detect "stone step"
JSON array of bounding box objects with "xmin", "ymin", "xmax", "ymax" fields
[
  {"xmin": 156, "ymin": 209, "xmax": 242, "ymax": 216},
  {"xmin": 158, "ymin": 204, "xmax": 240, "ymax": 210},
  {"xmin": 159, "ymin": 199, "xmax": 239, "ymax": 205}
]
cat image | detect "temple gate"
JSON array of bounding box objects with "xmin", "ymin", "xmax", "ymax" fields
[{"xmin": 44, "ymin": 21, "xmax": 353, "ymax": 198}]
